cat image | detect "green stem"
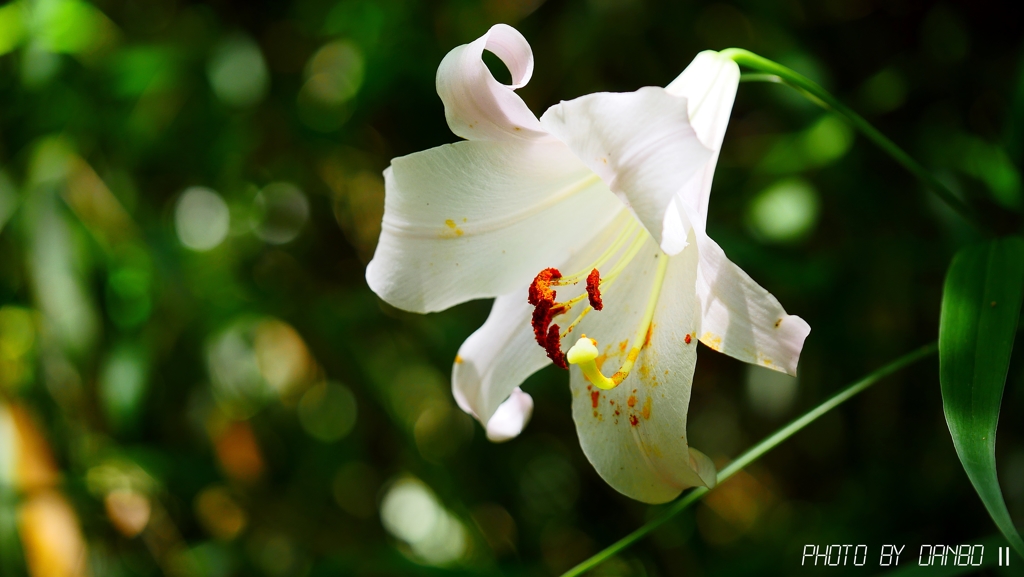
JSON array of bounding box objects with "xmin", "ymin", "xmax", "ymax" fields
[
  {"xmin": 722, "ymin": 48, "xmax": 985, "ymax": 233},
  {"xmin": 738, "ymin": 73, "xmax": 782, "ymax": 84},
  {"xmin": 561, "ymin": 342, "xmax": 938, "ymax": 577}
]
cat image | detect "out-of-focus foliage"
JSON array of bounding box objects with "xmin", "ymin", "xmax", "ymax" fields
[{"xmin": 0, "ymin": 0, "xmax": 1021, "ymax": 576}]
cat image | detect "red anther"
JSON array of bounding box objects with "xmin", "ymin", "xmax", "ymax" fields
[
  {"xmin": 531, "ymin": 301, "xmax": 565, "ymax": 346},
  {"xmin": 530, "ymin": 267, "xmax": 567, "ymax": 367},
  {"xmin": 531, "ymin": 301, "xmax": 552, "ymax": 345},
  {"xmin": 528, "ymin": 268, "xmax": 561, "ymax": 306},
  {"xmin": 545, "ymin": 324, "xmax": 568, "ymax": 369},
  {"xmin": 585, "ymin": 268, "xmax": 603, "ymax": 311}
]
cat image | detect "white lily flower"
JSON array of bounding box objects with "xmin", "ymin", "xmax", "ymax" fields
[{"xmin": 366, "ymin": 24, "xmax": 810, "ymax": 503}]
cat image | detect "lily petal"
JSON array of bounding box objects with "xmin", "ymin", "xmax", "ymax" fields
[
  {"xmin": 662, "ymin": 51, "xmax": 741, "ymax": 251},
  {"xmin": 366, "ymin": 140, "xmax": 623, "ymax": 313},
  {"xmin": 569, "ymin": 234, "xmax": 712, "ymax": 504},
  {"xmin": 539, "ymin": 87, "xmax": 713, "ymax": 256},
  {"xmin": 452, "ymin": 291, "xmax": 549, "ymax": 432},
  {"xmin": 437, "ymin": 24, "xmax": 549, "ymax": 142},
  {"xmin": 484, "ymin": 388, "xmax": 534, "ymax": 442},
  {"xmin": 695, "ymin": 234, "xmax": 810, "ymax": 376},
  {"xmin": 666, "ymin": 51, "xmax": 741, "ymax": 161}
]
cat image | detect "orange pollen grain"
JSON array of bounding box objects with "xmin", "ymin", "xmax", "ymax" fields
[
  {"xmin": 590, "ymin": 390, "xmax": 600, "ymax": 408},
  {"xmin": 684, "ymin": 334, "xmax": 692, "ymax": 344},
  {"xmin": 627, "ymin": 395, "xmax": 637, "ymax": 408}
]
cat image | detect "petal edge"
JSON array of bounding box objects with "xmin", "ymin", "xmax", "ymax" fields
[{"xmin": 695, "ymin": 234, "xmax": 810, "ymax": 376}]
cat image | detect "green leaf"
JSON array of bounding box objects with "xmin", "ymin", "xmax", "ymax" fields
[{"xmin": 939, "ymin": 236, "xmax": 1024, "ymax": 558}]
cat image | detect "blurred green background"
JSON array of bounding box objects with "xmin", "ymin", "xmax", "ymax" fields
[{"xmin": 0, "ymin": 0, "xmax": 1022, "ymax": 575}]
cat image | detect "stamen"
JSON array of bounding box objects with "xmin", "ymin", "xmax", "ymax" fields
[
  {"xmin": 528, "ymin": 267, "xmax": 567, "ymax": 357},
  {"xmin": 528, "ymin": 268, "xmax": 561, "ymax": 306},
  {"xmin": 553, "ymin": 217, "xmax": 637, "ymax": 285},
  {"xmin": 598, "ymin": 230, "xmax": 647, "ymax": 286},
  {"xmin": 560, "ymin": 305, "xmax": 592, "ymax": 338},
  {"xmin": 585, "ymin": 269, "xmax": 603, "ymax": 310},
  {"xmin": 545, "ymin": 324, "xmax": 568, "ymax": 369},
  {"xmin": 566, "ymin": 253, "xmax": 670, "ymax": 389},
  {"xmin": 527, "ymin": 217, "xmax": 651, "ymax": 371},
  {"xmin": 557, "ymin": 230, "xmax": 648, "ymax": 338},
  {"xmin": 554, "ymin": 229, "xmax": 647, "ymax": 313},
  {"xmin": 556, "ymin": 269, "xmax": 604, "ymax": 340},
  {"xmin": 531, "ymin": 301, "xmax": 565, "ymax": 346}
]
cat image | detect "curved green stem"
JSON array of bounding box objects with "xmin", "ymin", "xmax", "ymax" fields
[
  {"xmin": 739, "ymin": 72, "xmax": 782, "ymax": 84},
  {"xmin": 560, "ymin": 342, "xmax": 938, "ymax": 577},
  {"xmin": 723, "ymin": 48, "xmax": 985, "ymax": 233}
]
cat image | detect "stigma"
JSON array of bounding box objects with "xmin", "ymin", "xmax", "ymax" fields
[{"xmin": 566, "ymin": 336, "xmax": 616, "ymax": 390}]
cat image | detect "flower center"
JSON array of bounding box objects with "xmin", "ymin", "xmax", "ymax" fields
[
  {"xmin": 566, "ymin": 251, "xmax": 668, "ymax": 390},
  {"xmin": 527, "ymin": 217, "xmax": 667, "ymax": 390}
]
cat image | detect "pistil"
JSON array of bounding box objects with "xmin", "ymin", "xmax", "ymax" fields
[{"xmin": 566, "ymin": 335, "xmax": 614, "ymax": 389}]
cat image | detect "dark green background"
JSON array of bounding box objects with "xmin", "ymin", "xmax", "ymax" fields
[{"xmin": 0, "ymin": 0, "xmax": 1022, "ymax": 575}]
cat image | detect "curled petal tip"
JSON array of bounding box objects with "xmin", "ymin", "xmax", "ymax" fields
[
  {"xmin": 436, "ymin": 23, "xmax": 547, "ymax": 141},
  {"xmin": 688, "ymin": 447, "xmax": 718, "ymax": 489},
  {"xmin": 485, "ymin": 388, "xmax": 534, "ymax": 443}
]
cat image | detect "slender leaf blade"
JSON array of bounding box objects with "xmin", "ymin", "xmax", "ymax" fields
[{"xmin": 939, "ymin": 236, "xmax": 1024, "ymax": 557}]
